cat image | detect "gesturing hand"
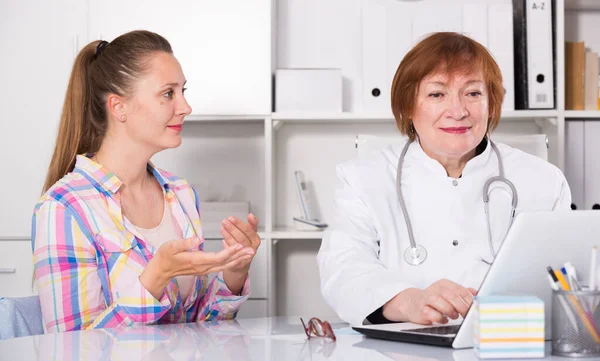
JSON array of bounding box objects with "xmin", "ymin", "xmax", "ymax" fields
[{"xmin": 220, "ymin": 213, "xmax": 261, "ymax": 274}]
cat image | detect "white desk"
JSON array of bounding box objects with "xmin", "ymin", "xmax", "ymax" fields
[{"xmin": 0, "ymin": 317, "xmax": 595, "ymax": 361}]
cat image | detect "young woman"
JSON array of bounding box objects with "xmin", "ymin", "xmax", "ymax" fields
[{"xmin": 32, "ymin": 30, "xmax": 260, "ymax": 332}]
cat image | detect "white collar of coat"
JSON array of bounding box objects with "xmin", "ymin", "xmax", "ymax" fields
[{"xmin": 405, "ymin": 137, "xmax": 494, "ymax": 179}]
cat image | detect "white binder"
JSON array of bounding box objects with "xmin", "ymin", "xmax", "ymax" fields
[
  {"xmin": 488, "ymin": 3, "xmax": 515, "ymax": 111},
  {"xmin": 361, "ymin": 4, "xmax": 388, "ymax": 111},
  {"xmin": 585, "ymin": 121, "xmax": 600, "ymax": 210},
  {"xmin": 526, "ymin": 0, "xmax": 555, "ymax": 108},
  {"xmin": 384, "ymin": 3, "xmax": 414, "ymax": 101},
  {"xmin": 566, "ymin": 121, "xmax": 585, "ymax": 210}
]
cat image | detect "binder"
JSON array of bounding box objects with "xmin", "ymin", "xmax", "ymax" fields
[
  {"xmin": 513, "ymin": 0, "xmax": 528, "ymax": 109},
  {"xmin": 565, "ymin": 121, "xmax": 585, "ymax": 210},
  {"xmin": 488, "ymin": 3, "xmax": 515, "ymax": 111},
  {"xmin": 584, "ymin": 122, "xmax": 600, "ymax": 210},
  {"xmin": 565, "ymin": 42, "xmax": 586, "ymax": 110},
  {"xmin": 513, "ymin": 0, "xmax": 555, "ymax": 109},
  {"xmin": 384, "ymin": 3, "xmax": 414, "ymax": 99},
  {"xmin": 361, "ymin": 4, "xmax": 388, "ymax": 111},
  {"xmin": 584, "ymin": 51, "xmax": 599, "ymax": 110},
  {"xmin": 526, "ymin": 0, "xmax": 555, "ymax": 108}
]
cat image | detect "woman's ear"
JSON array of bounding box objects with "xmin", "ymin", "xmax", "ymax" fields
[{"xmin": 106, "ymin": 94, "xmax": 127, "ymax": 122}]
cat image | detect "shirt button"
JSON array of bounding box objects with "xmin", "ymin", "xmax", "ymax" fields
[
  {"xmin": 452, "ymin": 180, "xmax": 458, "ymax": 186},
  {"xmin": 452, "ymin": 240, "xmax": 459, "ymax": 246}
]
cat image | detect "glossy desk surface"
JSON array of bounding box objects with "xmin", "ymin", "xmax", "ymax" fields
[{"xmin": 0, "ymin": 317, "xmax": 597, "ymax": 360}]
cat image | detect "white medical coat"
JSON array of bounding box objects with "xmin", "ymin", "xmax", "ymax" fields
[{"xmin": 316, "ymin": 139, "xmax": 571, "ymax": 326}]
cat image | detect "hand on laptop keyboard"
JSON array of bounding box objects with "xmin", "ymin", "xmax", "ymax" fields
[{"xmin": 382, "ymin": 279, "xmax": 477, "ymax": 325}]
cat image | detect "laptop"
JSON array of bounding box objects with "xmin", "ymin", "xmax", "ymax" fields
[{"xmin": 352, "ymin": 210, "xmax": 600, "ymax": 348}]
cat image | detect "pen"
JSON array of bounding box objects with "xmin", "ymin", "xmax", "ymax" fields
[
  {"xmin": 591, "ymin": 246, "xmax": 597, "ymax": 291},
  {"xmin": 561, "ymin": 267, "xmax": 573, "ymax": 290},
  {"xmin": 547, "ymin": 266, "xmax": 559, "ymax": 285},
  {"xmin": 554, "ymin": 269, "xmax": 570, "ymax": 291},
  {"xmin": 565, "ymin": 262, "xmax": 582, "ymax": 291}
]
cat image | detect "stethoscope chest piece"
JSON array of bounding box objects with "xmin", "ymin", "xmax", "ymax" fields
[{"xmin": 404, "ymin": 245, "xmax": 427, "ymax": 266}]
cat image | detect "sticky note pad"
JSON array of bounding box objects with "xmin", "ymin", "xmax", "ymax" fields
[{"xmin": 473, "ymin": 296, "xmax": 545, "ymax": 359}]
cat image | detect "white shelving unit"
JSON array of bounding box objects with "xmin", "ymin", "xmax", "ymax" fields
[{"xmin": 6, "ymin": 0, "xmax": 600, "ymax": 320}]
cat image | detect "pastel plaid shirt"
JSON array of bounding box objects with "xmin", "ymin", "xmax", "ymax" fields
[{"xmin": 32, "ymin": 155, "xmax": 250, "ymax": 333}]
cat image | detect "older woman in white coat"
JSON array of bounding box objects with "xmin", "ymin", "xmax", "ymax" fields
[{"xmin": 317, "ymin": 32, "xmax": 571, "ymax": 327}]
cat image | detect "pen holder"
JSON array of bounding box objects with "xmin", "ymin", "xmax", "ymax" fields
[{"xmin": 552, "ymin": 290, "xmax": 600, "ymax": 357}]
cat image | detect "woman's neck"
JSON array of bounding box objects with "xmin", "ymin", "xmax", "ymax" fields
[
  {"xmin": 93, "ymin": 136, "xmax": 154, "ymax": 190},
  {"xmin": 419, "ymin": 142, "xmax": 477, "ymax": 179}
]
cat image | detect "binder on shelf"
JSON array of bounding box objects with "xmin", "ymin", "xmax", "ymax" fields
[
  {"xmin": 584, "ymin": 50, "xmax": 599, "ymax": 110},
  {"xmin": 513, "ymin": 0, "xmax": 555, "ymax": 109},
  {"xmin": 565, "ymin": 42, "xmax": 585, "ymax": 110},
  {"xmin": 361, "ymin": 4, "xmax": 388, "ymax": 112},
  {"xmin": 488, "ymin": 3, "xmax": 515, "ymax": 111},
  {"xmin": 565, "ymin": 121, "xmax": 584, "ymax": 210},
  {"xmin": 584, "ymin": 122, "xmax": 600, "ymax": 210}
]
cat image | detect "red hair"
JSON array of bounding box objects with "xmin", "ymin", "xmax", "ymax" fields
[{"xmin": 391, "ymin": 32, "xmax": 504, "ymax": 140}]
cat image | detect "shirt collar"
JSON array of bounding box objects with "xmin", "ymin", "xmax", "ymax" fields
[
  {"xmin": 74, "ymin": 154, "xmax": 172, "ymax": 194},
  {"xmin": 407, "ymin": 137, "xmax": 493, "ymax": 178}
]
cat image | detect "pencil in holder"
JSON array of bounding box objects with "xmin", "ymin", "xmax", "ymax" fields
[{"xmin": 551, "ymin": 289, "xmax": 600, "ymax": 357}]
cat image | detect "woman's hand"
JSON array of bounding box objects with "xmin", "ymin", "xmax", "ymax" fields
[
  {"xmin": 140, "ymin": 236, "xmax": 255, "ymax": 299},
  {"xmin": 220, "ymin": 213, "xmax": 261, "ymax": 274},
  {"xmin": 382, "ymin": 279, "xmax": 477, "ymax": 325},
  {"xmin": 218, "ymin": 214, "xmax": 261, "ymax": 294}
]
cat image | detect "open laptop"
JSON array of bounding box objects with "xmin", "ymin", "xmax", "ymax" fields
[{"xmin": 352, "ymin": 210, "xmax": 600, "ymax": 348}]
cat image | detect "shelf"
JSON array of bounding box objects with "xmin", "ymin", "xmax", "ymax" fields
[
  {"xmin": 185, "ymin": 114, "xmax": 268, "ymax": 123},
  {"xmin": 500, "ymin": 110, "xmax": 558, "ymax": 119},
  {"xmin": 564, "ymin": 110, "xmax": 600, "ymax": 119},
  {"xmin": 270, "ymin": 110, "xmax": 558, "ymax": 124},
  {"xmin": 271, "ymin": 111, "xmax": 396, "ymax": 123},
  {"xmin": 269, "ymin": 227, "xmax": 325, "ymax": 240},
  {"xmin": 566, "ymin": 0, "xmax": 600, "ymax": 11}
]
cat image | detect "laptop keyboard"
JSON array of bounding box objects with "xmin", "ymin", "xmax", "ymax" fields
[{"xmin": 404, "ymin": 325, "xmax": 461, "ymax": 335}]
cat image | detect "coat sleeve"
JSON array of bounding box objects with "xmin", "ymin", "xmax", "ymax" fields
[{"xmin": 317, "ymin": 162, "xmax": 414, "ymax": 326}]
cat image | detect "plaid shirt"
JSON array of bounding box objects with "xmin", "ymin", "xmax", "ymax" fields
[{"xmin": 32, "ymin": 155, "xmax": 250, "ymax": 333}]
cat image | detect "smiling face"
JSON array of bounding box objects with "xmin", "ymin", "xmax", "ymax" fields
[
  {"xmin": 412, "ymin": 70, "xmax": 489, "ymax": 161},
  {"xmin": 121, "ymin": 51, "xmax": 192, "ymax": 152}
]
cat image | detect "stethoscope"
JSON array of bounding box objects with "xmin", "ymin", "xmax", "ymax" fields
[{"xmin": 397, "ymin": 139, "xmax": 519, "ymax": 266}]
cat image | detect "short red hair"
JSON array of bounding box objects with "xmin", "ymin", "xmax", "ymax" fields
[{"xmin": 390, "ymin": 32, "xmax": 504, "ymax": 141}]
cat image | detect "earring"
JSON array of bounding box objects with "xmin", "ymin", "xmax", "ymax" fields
[{"xmin": 120, "ymin": 114, "xmax": 126, "ymax": 121}]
